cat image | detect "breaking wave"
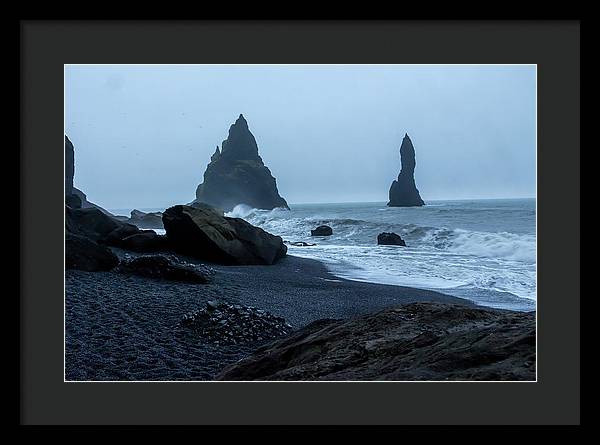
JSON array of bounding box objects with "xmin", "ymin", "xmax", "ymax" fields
[
  {"xmin": 229, "ymin": 204, "xmax": 535, "ymax": 264},
  {"xmin": 222, "ymin": 201, "xmax": 536, "ymax": 310}
]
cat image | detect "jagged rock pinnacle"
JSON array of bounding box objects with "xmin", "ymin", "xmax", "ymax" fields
[
  {"xmin": 387, "ymin": 133, "xmax": 425, "ymax": 207},
  {"xmin": 195, "ymin": 115, "xmax": 289, "ymax": 212},
  {"xmin": 210, "ymin": 146, "xmax": 221, "ymax": 162}
]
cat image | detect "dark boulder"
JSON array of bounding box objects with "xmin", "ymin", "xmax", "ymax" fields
[
  {"xmin": 216, "ymin": 302, "xmax": 536, "ymax": 381},
  {"xmin": 188, "ymin": 200, "xmax": 225, "ymax": 216},
  {"xmin": 162, "ymin": 204, "xmax": 287, "ymax": 265},
  {"xmin": 102, "ymin": 223, "xmax": 142, "ymax": 246},
  {"xmin": 377, "ymin": 232, "xmax": 406, "ymax": 246},
  {"xmin": 66, "ymin": 232, "xmax": 119, "ymax": 271},
  {"xmin": 195, "ymin": 114, "xmax": 289, "ymax": 211},
  {"xmin": 119, "ymin": 232, "xmax": 170, "ymax": 253},
  {"xmin": 66, "ymin": 206, "xmax": 121, "ymax": 242},
  {"xmin": 388, "ymin": 134, "xmax": 425, "ymax": 207},
  {"xmin": 310, "ymin": 225, "xmax": 333, "ymax": 236},
  {"xmin": 66, "ymin": 207, "xmax": 165, "ymax": 254},
  {"xmin": 117, "ymin": 254, "xmax": 212, "ymax": 283}
]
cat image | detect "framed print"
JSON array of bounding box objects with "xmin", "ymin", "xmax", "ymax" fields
[{"xmin": 20, "ymin": 20, "xmax": 580, "ymax": 425}]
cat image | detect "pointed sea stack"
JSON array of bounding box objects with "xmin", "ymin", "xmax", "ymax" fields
[
  {"xmin": 195, "ymin": 115, "xmax": 289, "ymax": 212},
  {"xmin": 388, "ymin": 133, "xmax": 425, "ymax": 207}
]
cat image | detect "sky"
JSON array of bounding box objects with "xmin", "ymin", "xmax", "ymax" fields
[{"xmin": 65, "ymin": 64, "xmax": 536, "ymax": 210}]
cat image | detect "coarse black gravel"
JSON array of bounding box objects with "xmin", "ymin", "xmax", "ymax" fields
[{"xmin": 65, "ymin": 250, "xmax": 470, "ymax": 381}]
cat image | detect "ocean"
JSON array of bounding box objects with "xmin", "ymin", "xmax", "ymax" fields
[{"xmin": 110, "ymin": 198, "xmax": 536, "ymax": 312}]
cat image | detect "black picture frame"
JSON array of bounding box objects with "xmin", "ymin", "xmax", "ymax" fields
[{"xmin": 20, "ymin": 20, "xmax": 580, "ymax": 425}]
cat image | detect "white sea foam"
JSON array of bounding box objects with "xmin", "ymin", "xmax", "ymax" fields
[
  {"xmin": 420, "ymin": 228, "xmax": 536, "ymax": 263},
  {"xmin": 220, "ymin": 200, "xmax": 537, "ymax": 311}
]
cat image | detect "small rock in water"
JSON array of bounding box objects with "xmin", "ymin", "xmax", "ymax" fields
[
  {"xmin": 310, "ymin": 225, "xmax": 333, "ymax": 237},
  {"xmin": 284, "ymin": 241, "xmax": 317, "ymax": 247},
  {"xmin": 377, "ymin": 232, "xmax": 406, "ymax": 246}
]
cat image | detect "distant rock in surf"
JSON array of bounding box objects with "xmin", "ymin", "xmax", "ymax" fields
[
  {"xmin": 194, "ymin": 114, "xmax": 289, "ymax": 212},
  {"xmin": 377, "ymin": 232, "xmax": 406, "ymax": 246},
  {"xmin": 162, "ymin": 204, "xmax": 287, "ymax": 265},
  {"xmin": 311, "ymin": 225, "xmax": 333, "ymax": 236},
  {"xmin": 388, "ymin": 133, "xmax": 425, "ymax": 207},
  {"xmin": 285, "ymin": 241, "xmax": 317, "ymax": 247}
]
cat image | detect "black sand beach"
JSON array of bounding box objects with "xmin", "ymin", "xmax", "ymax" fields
[{"xmin": 65, "ymin": 252, "xmax": 470, "ymax": 381}]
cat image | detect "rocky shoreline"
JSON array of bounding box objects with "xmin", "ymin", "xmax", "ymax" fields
[
  {"xmin": 66, "ymin": 248, "xmax": 534, "ymax": 381},
  {"xmin": 218, "ymin": 302, "xmax": 535, "ymax": 381}
]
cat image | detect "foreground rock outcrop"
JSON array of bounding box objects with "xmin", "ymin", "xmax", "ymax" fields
[
  {"xmin": 217, "ymin": 302, "xmax": 535, "ymax": 381},
  {"xmin": 377, "ymin": 232, "xmax": 406, "ymax": 246},
  {"xmin": 65, "ymin": 232, "xmax": 119, "ymax": 271},
  {"xmin": 65, "ymin": 204, "xmax": 168, "ymax": 269},
  {"xmin": 388, "ymin": 134, "xmax": 425, "ymax": 207},
  {"xmin": 195, "ymin": 114, "xmax": 289, "ymax": 212},
  {"xmin": 162, "ymin": 204, "xmax": 287, "ymax": 265},
  {"xmin": 66, "ymin": 206, "xmax": 121, "ymax": 242},
  {"xmin": 65, "ymin": 206, "xmax": 122, "ymax": 271}
]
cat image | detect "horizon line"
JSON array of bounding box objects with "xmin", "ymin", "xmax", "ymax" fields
[{"xmin": 104, "ymin": 196, "xmax": 536, "ymax": 212}]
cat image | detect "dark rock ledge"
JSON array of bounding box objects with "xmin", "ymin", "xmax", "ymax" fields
[{"xmin": 216, "ymin": 302, "xmax": 536, "ymax": 381}]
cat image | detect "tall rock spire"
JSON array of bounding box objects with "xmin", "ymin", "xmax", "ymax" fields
[
  {"xmin": 387, "ymin": 133, "xmax": 425, "ymax": 207},
  {"xmin": 65, "ymin": 135, "xmax": 75, "ymax": 196},
  {"xmin": 195, "ymin": 115, "xmax": 289, "ymax": 212}
]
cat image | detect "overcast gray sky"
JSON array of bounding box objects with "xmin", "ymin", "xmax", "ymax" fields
[{"xmin": 65, "ymin": 64, "xmax": 536, "ymax": 210}]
